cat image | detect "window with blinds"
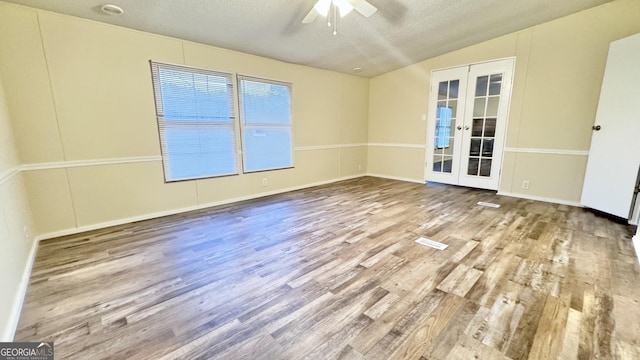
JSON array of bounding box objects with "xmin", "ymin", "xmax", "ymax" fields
[
  {"xmin": 150, "ymin": 62, "xmax": 238, "ymax": 181},
  {"xmin": 238, "ymin": 76, "xmax": 293, "ymax": 173}
]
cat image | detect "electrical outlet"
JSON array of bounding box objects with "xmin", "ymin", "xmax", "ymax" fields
[
  {"xmin": 23, "ymin": 226, "xmax": 30, "ymax": 240},
  {"xmin": 522, "ymin": 180, "xmax": 530, "ymax": 190},
  {"xmin": 262, "ymin": 178, "xmax": 268, "ymax": 187},
  {"xmin": 358, "ymin": 164, "xmax": 362, "ymax": 171}
]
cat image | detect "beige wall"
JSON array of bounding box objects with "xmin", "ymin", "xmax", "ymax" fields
[
  {"xmin": 0, "ymin": 0, "xmax": 637, "ymax": 238},
  {"xmin": 0, "ymin": 77, "xmax": 18, "ymax": 173},
  {"xmin": 1, "ymin": 0, "xmax": 638, "ymax": 340},
  {"xmin": 368, "ymin": 0, "xmax": 640, "ymax": 203},
  {"xmin": 0, "ymin": 72, "xmax": 35, "ymax": 340},
  {"xmin": 6, "ymin": 0, "xmax": 637, "ymax": 235},
  {"xmin": 0, "ymin": 2, "xmax": 369, "ymax": 237}
]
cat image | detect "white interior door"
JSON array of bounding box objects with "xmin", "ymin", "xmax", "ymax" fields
[
  {"xmin": 581, "ymin": 33, "xmax": 640, "ymax": 220},
  {"xmin": 458, "ymin": 59, "xmax": 514, "ymax": 190},
  {"xmin": 425, "ymin": 67, "xmax": 469, "ymax": 185},
  {"xmin": 425, "ymin": 58, "xmax": 515, "ymax": 190}
]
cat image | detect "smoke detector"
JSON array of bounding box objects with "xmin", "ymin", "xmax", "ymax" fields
[{"xmin": 100, "ymin": 4, "xmax": 124, "ymax": 16}]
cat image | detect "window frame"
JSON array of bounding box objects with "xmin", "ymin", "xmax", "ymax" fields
[
  {"xmin": 149, "ymin": 61, "xmax": 240, "ymax": 182},
  {"xmin": 237, "ymin": 74, "xmax": 295, "ymax": 174}
]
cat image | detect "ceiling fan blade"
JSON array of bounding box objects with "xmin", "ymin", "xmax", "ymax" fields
[
  {"xmin": 350, "ymin": 0, "xmax": 377, "ymax": 17},
  {"xmin": 302, "ymin": 8, "xmax": 319, "ymax": 23}
]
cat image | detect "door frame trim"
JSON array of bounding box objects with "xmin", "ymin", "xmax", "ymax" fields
[{"xmin": 424, "ymin": 56, "xmax": 516, "ymax": 190}]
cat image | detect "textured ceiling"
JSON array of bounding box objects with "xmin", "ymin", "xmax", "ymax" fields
[{"xmin": 3, "ymin": 0, "xmax": 614, "ymax": 77}]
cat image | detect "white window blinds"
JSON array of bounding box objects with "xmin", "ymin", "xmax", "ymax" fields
[
  {"xmin": 238, "ymin": 76, "xmax": 293, "ymax": 173},
  {"xmin": 150, "ymin": 62, "xmax": 238, "ymax": 181}
]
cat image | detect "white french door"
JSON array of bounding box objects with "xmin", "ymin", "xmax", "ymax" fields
[{"xmin": 425, "ymin": 58, "xmax": 515, "ymax": 190}]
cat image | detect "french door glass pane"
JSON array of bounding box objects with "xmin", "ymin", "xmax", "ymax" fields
[
  {"xmin": 434, "ymin": 106, "xmax": 451, "ymax": 140},
  {"xmin": 489, "ymin": 74, "xmax": 502, "ymax": 95},
  {"xmin": 486, "ymin": 97, "xmax": 499, "ymax": 116},
  {"xmin": 432, "ymin": 79, "xmax": 459, "ymax": 174},
  {"xmin": 480, "ymin": 159, "xmax": 492, "ymax": 176},
  {"xmin": 470, "ymin": 139, "xmax": 481, "ymax": 156},
  {"xmin": 468, "ymin": 158, "xmax": 479, "ymax": 175},
  {"xmin": 482, "ymin": 139, "xmax": 494, "ymax": 157},
  {"xmin": 449, "ymin": 80, "xmax": 459, "ymax": 98},
  {"xmin": 438, "ymin": 82, "xmax": 448, "ymax": 99},
  {"xmin": 448, "ymin": 100, "xmax": 458, "ymax": 117},
  {"xmin": 444, "ymin": 138, "xmax": 455, "ymax": 156},
  {"xmin": 473, "ymin": 98, "xmax": 485, "ymax": 117},
  {"xmin": 475, "ymin": 76, "xmax": 488, "ymax": 96},
  {"xmin": 433, "ymin": 154, "xmax": 443, "ymax": 171},
  {"xmin": 467, "ymin": 71, "xmax": 503, "ymax": 178},
  {"xmin": 484, "ymin": 119, "xmax": 497, "ymax": 137},
  {"xmin": 433, "ymin": 155, "xmax": 454, "ymax": 173},
  {"xmin": 442, "ymin": 156, "xmax": 453, "ymax": 172},
  {"xmin": 472, "ymin": 119, "xmax": 483, "ymax": 136},
  {"xmin": 446, "ymin": 120, "xmax": 457, "ymax": 135}
]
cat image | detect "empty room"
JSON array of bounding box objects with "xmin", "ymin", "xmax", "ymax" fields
[{"xmin": 1, "ymin": 0, "xmax": 640, "ymax": 359}]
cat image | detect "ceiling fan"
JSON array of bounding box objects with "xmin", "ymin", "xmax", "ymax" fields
[{"xmin": 302, "ymin": 0, "xmax": 378, "ymax": 35}]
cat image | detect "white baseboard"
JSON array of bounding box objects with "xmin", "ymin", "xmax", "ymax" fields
[
  {"xmin": 365, "ymin": 173, "xmax": 425, "ymax": 185},
  {"xmin": 633, "ymin": 233, "xmax": 640, "ymax": 265},
  {"xmin": 366, "ymin": 176, "xmax": 584, "ymax": 209},
  {"xmin": 36, "ymin": 174, "xmax": 366, "ymax": 241},
  {"xmin": 36, "ymin": 173, "xmax": 430, "ymax": 242},
  {"xmin": 8, "ymin": 174, "xmax": 366, "ymax": 340},
  {"xmin": 2, "ymin": 238, "xmax": 39, "ymax": 342},
  {"xmin": 496, "ymin": 191, "xmax": 583, "ymax": 208},
  {"xmin": 35, "ymin": 180, "xmax": 590, "ymax": 242}
]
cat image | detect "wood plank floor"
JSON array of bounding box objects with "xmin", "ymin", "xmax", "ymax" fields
[{"xmin": 15, "ymin": 177, "xmax": 640, "ymax": 359}]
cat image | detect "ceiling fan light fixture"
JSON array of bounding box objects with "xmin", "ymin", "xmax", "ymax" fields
[
  {"xmin": 315, "ymin": 0, "xmax": 353, "ymax": 18},
  {"xmin": 314, "ymin": 0, "xmax": 332, "ymax": 17},
  {"xmin": 334, "ymin": 0, "xmax": 354, "ymax": 17},
  {"xmin": 302, "ymin": 0, "xmax": 376, "ymax": 35},
  {"xmin": 302, "ymin": 0, "xmax": 376, "ymax": 24}
]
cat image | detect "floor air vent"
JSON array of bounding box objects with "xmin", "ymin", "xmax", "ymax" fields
[
  {"xmin": 415, "ymin": 237, "xmax": 448, "ymax": 250},
  {"xmin": 477, "ymin": 201, "xmax": 500, "ymax": 208}
]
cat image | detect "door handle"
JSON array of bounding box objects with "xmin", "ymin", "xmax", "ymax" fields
[
  {"xmin": 464, "ymin": 126, "xmax": 470, "ymax": 130},
  {"xmin": 592, "ymin": 125, "xmax": 602, "ymax": 131},
  {"xmin": 456, "ymin": 126, "xmax": 462, "ymax": 130}
]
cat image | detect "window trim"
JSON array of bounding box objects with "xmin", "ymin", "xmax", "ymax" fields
[
  {"xmin": 149, "ymin": 61, "xmax": 240, "ymax": 182},
  {"xmin": 237, "ymin": 74, "xmax": 295, "ymax": 174}
]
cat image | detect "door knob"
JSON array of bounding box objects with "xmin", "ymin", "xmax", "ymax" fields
[
  {"xmin": 456, "ymin": 126, "xmax": 462, "ymax": 130},
  {"xmin": 592, "ymin": 125, "xmax": 602, "ymax": 131},
  {"xmin": 464, "ymin": 126, "xmax": 470, "ymax": 130}
]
